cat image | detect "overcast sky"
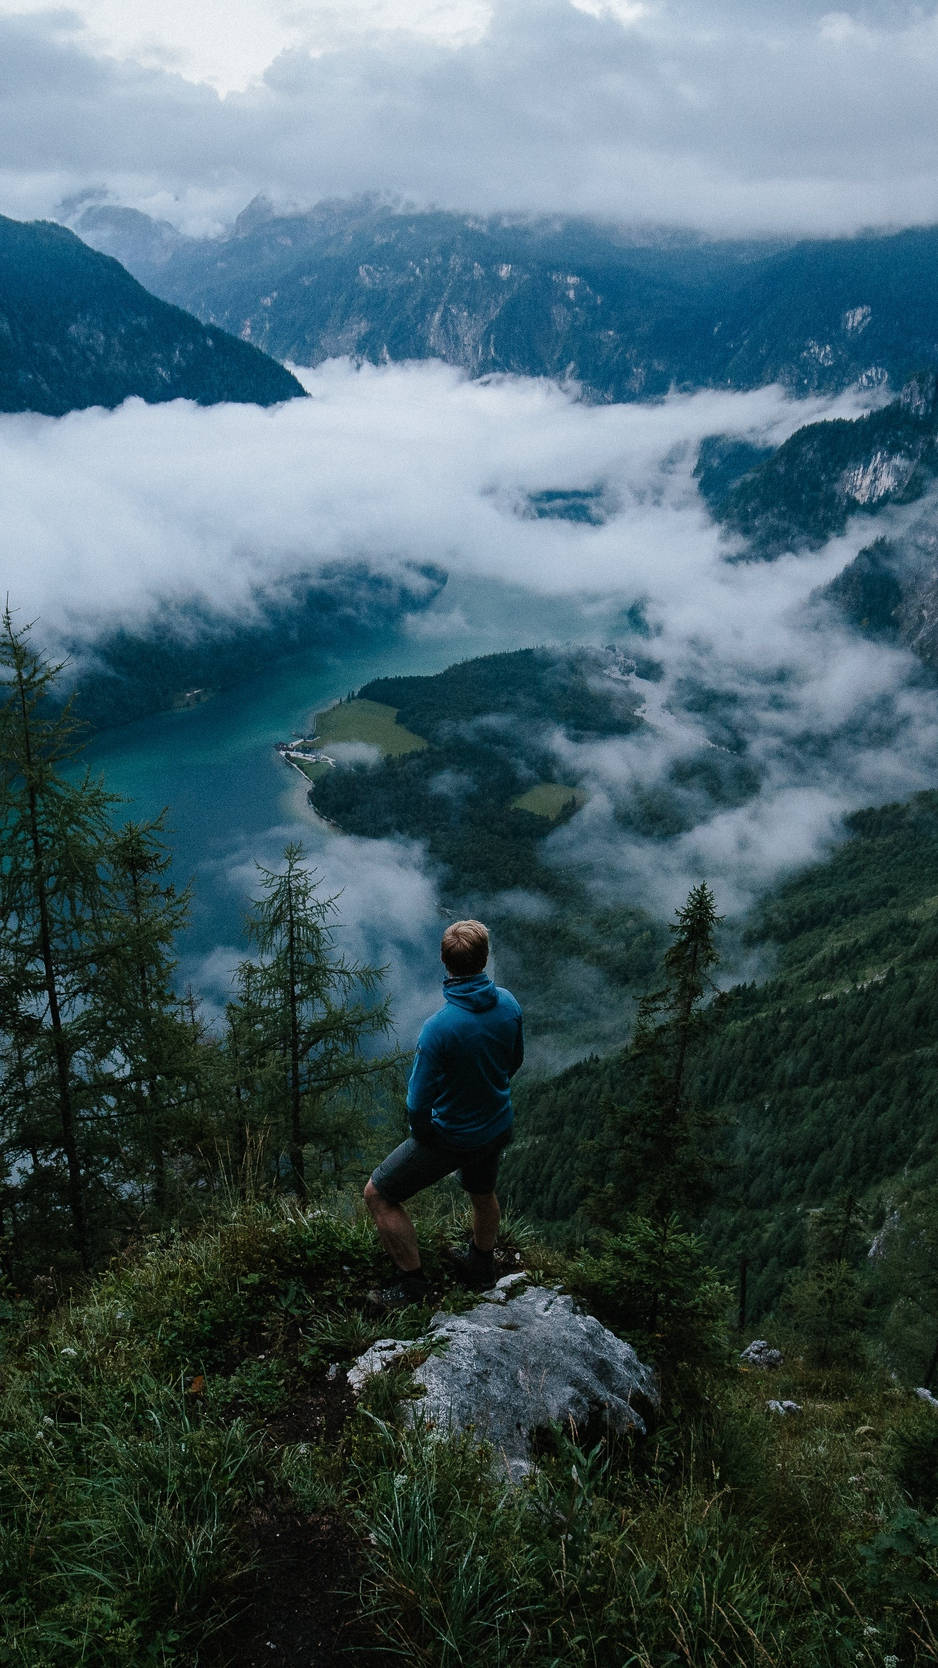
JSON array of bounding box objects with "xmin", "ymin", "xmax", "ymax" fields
[{"xmin": 1, "ymin": 0, "xmax": 937, "ymax": 234}]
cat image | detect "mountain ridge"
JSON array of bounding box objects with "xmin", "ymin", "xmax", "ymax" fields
[
  {"xmin": 69, "ymin": 197, "xmax": 938, "ymax": 401},
  {"xmin": 0, "ymin": 214, "xmax": 305, "ymax": 415}
]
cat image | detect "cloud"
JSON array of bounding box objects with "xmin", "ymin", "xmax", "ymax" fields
[
  {"xmin": 2, "ymin": 0, "xmax": 938, "ymax": 233},
  {"xmin": 207, "ymin": 818, "xmax": 445, "ymax": 1040},
  {"xmin": 2, "ymin": 359, "xmax": 873, "ymax": 653},
  {"xmin": 5, "ymin": 356, "xmax": 936, "ymax": 1011},
  {"xmin": 326, "ymin": 741, "xmax": 383, "ymax": 767}
]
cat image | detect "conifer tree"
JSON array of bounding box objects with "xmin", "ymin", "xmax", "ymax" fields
[
  {"xmin": 0, "ymin": 609, "xmax": 117, "ymax": 1269},
  {"xmin": 591, "ymin": 881, "xmax": 723, "ymax": 1228},
  {"xmin": 84, "ymin": 817, "xmax": 215, "ymax": 1223},
  {"xmin": 0, "ymin": 612, "xmax": 209, "ymax": 1271},
  {"xmin": 786, "ymin": 1193, "xmax": 870, "ymax": 1367},
  {"xmin": 873, "ymin": 1187, "xmax": 938, "ymax": 1386},
  {"xmin": 232, "ymin": 843, "xmax": 392, "ymax": 1197},
  {"xmin": 578, "ymin": 884, "xmax": 730, "ymax": 1374}
]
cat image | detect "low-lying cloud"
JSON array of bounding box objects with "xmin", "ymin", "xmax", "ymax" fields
[
  {"xmin": 4, "ymin": 357, "xmax": 935, "ymax": 1023},
  {"xmin": 1, "ymin": 358, "xmax": 873, "ymax": 650},
  {"xmin": 195, "ymin": 818, "xmax": 444, "ymax": 1043}
]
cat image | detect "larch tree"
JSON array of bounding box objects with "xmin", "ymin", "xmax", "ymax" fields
[
  {"xmin": 0, "ymin": 611, "xmax": 207, "ymax": 1273},
  {"xmin": 0, "ymin": 609, "xmax": 119, "ymax": 1270},
  {"xmin": 232, "ymin": 842, "xmax": 392, "ymax": 1197},
  {"xmin": 590, "ymin": 880, "xmax": 724, "ymax": 1230},
  {"xmin": 85, "ymin": 817, "xmax": 216, "ymax": 1224},
  {"xmin": 580, "ymin": 882, "xmax": 730, "ymax": 1373}
]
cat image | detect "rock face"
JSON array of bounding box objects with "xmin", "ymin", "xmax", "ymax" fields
[
  {"xmin": 713, "ymin": 373, "xmax": 938, "ymax": 559},
  {"xmin": 71, "ymin": 200, "xmax": 938, "ymax": 402},
  {"xmin": 349, "ymin": 1277, "xmax": 658, "ymax": 1481},
  {"xmin": 821, "ymin": 517, "xmax": 938, "ymax": 674}
]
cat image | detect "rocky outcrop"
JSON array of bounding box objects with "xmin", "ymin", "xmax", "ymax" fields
[
  {"xmin": 349, "ymin": 1276, "xmax": 658, "ymax": 1481},
  {"xmin": 821, "ymin": 515, "xmax": 938, "ymax": 673},
  {"xmin": 713, "ymin": 372, "xmax": 938, "ymax": 558},
  {"xmin": 740, "ymin": 1339, "xmax": 784, "ymax": 1369}
]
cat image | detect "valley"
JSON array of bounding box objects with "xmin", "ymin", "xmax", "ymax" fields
[{"xmin": 7, "ymin": 9, "xmax": 938, "ymax": 1664}]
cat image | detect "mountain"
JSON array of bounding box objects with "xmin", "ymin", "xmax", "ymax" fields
[
  {"xmin": 693, "ymin": 368, "xmax": 938, "ymax": 672},
  {"xmin": 710, "ymin": 371, "xmax": 938, "ymax": 557},
  {"xmin": 68, "ymin": 196, "xmax": 938, "ymax": 400},
  {"xmin": 823, "ymin": 523, "xmax": 938, "ymax": 672},
  {"xmin": 0, "ymin": 214, "xmax": 305, "ymax": 415}
]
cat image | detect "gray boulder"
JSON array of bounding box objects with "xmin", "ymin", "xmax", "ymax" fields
[
  {"xmin": 349, "ymin": 1276, "xmax": 658, "ymax": 1481},
  {"xmin": 740, "ymin": 1339, "xmax": 784, "ymax": 1369}
]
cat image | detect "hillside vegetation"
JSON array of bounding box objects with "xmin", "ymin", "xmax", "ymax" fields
[
  {"xmin": 3, "ymin": 616, "xmax": 938, "ymax": 1664},
  {"xmin": 505, "ymin": 789, "xmax": 938, "ymax": 1327},
  {"xmin": 0, "ymin": 215, "xmax": 304, "ymax": 415},
  {"xmin": 3, "ymin": 1194, "xmax": 938, "ymax": 1668}
]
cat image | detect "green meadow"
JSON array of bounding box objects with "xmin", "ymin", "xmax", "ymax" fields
[
  {"xmin": 315, "ymin": 697, "xmax": 427, "ymax": 757},
  {"xmin": 511, "ymin": 782, "xmax": 586, "ymax": 820}
]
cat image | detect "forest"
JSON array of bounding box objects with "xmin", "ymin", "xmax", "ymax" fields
[
  {"xmin": 309, "ymin": 646, "xmax": 661, "ymax": 1055},
  {"xmin": 504, "ymin": 786, "xmax": 938, "ymax": 1350}
]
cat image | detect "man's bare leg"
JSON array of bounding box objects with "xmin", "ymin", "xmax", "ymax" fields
[
  {"xmin": 469, "ymin": 1191, "xmax": 500, "ymax": 1254},
  {"xmin": 364, "ymin": 1179, "xmax": 422, "ymax": 1273}
]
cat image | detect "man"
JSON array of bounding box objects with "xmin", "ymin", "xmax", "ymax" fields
[{"xmin": 364, "ymin": 918, "xmax": 523, "ymax": 1309}]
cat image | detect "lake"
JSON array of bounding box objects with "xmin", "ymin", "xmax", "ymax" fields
[{"xmin": 83, "ymin": 572, "xmax": 617, "ymax": 1029}]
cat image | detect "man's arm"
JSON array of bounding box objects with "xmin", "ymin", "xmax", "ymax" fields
[
  {"xmin": 406, "ymin": 1038, "xmax": 445, "ymax": 1144},
  {"xmin": 509, "ymin": 1014, "xmax": 524, "ymax": 1078}
]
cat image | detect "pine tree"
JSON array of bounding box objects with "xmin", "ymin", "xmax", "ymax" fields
[
  {"xmin": 0, "ymin": 608, "xmax": 119, "ymax": 1270},
  {"xmin": 786, "ymin": 1194, "xmax": 870, "ymax": 1367},
  {"xmin": 0, "ymin": 612, "xmax": 209, "ymax": 1272},
  {"xmin": 873, "ymin": 1187, "xmax": 938, "ymax": 1386},
  {"xmin": 84, "ymin": 817, "xmax": 215, "ymax": 1223},
  {"xmin": 231, "ymin": 843, "xmax": 392, "ymax": 1197},
  {"xmin": 591, "ymin": 881, "xmax": 724, "ymax": 1228},
  {"xmin": 578, "ymin": 884, "xmax": 730, "ymax": 1376}
]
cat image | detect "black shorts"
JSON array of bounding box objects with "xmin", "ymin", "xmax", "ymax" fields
[{"xmin": 369, "ymin": 1129, "xmax": 511, "ymax": 1206}]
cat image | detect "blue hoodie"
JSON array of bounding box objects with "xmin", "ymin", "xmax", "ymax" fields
[{"xmin": 406, "ymin": 973, "xmax": 524, "ymax": 1148}]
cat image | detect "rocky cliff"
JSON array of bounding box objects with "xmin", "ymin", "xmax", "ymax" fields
[{"xmin": 71, "ymin": 197, "xmax": 938, "ymax": 400}]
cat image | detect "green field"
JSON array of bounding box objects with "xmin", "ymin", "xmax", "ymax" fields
[
  {"xmin": 315, "ymin": 698, "xmax": 427, "ymax": 756},
  {"xmin": 510, "ymin": 782, "xmax": 585, "ymax": 820},
  {"xmin": 292, "ymin": 757, "xmax": 330, "ymax": 782}
]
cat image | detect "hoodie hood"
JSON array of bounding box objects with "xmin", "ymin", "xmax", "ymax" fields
[{"xmin": 443, "ymin": 972, "xmax": 499, "ymax": 1012}]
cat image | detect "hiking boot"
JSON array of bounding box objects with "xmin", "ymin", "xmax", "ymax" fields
[
  {"xmin": 364, "ymin": 1271, "xmax": 429, "ymax": 1314},
  {"xmin": 445, "ymin": 1240, "xmax": 496, "ymax": 1289}
]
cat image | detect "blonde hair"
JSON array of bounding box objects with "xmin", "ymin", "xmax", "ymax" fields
[{"xmin": 441, "ymin": 919, "xmax": 489, "ymax": 976}]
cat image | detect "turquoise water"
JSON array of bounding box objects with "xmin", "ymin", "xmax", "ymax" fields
[{"xmin": 82, "ymin": 575, "xmax": 608, "ymax": 997}]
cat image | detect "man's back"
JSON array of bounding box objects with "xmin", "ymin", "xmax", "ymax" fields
[{"xmin": 407, "ymin": 971, "xmax": 524, "ymax": 1147}]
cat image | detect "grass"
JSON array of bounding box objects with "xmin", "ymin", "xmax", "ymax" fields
[
  {"xmin": 349, "ymin": 1374, "xmax": 937, "ymax": 1668},
  {"xmin": 314, "ymin": 697, "xmax": 427, "ymax": 757},
  {"xmin": 511, "ymin": 782, "xmax": 587, "ymax": 820},
  {"xmin": 291, "ymin": 757, "xmax": 330, "ymax": 782},
  {"xmin": 2, "ymin": 1196, "xmax": 937, "ymax": 1666}
]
